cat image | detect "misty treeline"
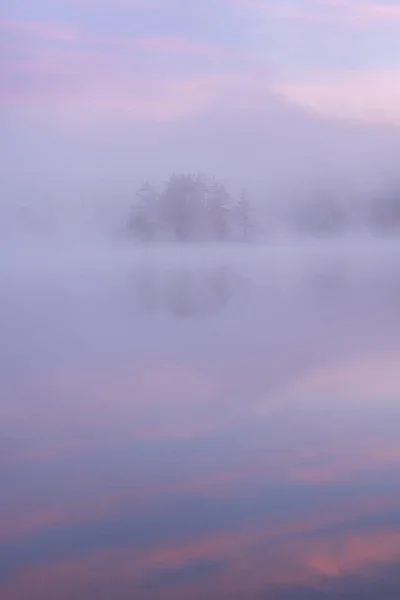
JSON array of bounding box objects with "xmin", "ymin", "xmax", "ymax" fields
[
  {"xmin": 126, "ymin": 173, "xmax": 400, "ymax": 242},
  {"xmin": 291, "ymin": 190, "xmax": 400, "ymax": 235},
  {"xmin": 3, "ymin": 173, "xmax": 400, "ymax": 242},
  {"xmin": 127, "ymin": 173, "xmax": 254, "ymax": 243}
]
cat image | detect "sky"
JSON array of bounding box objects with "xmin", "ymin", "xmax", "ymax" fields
[
  {"xmin": 3, "ymin": 0, "xmax": 400, "ymax": 122},
  {"xmin": 2, "ymin": 0, "xmax": 400, "ymax": 227}
]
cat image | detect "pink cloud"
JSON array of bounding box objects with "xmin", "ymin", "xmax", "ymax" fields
[
  {"xmin": 0, "ymin": 18, "xmax": 78, "ymax": 41},
  {"xmin": 3, "ymin": 406, "xmax": 400, "ymax": 546},
  {"xmin": 2, "ymin": 494, "xmax": 400, "ymax": 600},
  {"xmin": 56, "ymin": 0, "xmax": 162, "ymax": 5},
  {"xmin": 0, "ymin": 17, "xmax": 230, "ymax": 58},
  {"xmin": 226, "ymin": 0, "xmax": 400, "ymax": 24},
  {"xmin": 274, "ymin": 70, "xmax": 400, "ymax": 124},
  {"xmin": 280, "ymin": 349, "xmax": 400, "ymax": 398},
  {"xmin": 322, "ymin": 0, "xmax": 400, "ymax": 21},
  {"xmin": 0, "ymin": 15, "xmax": 263, "ymax": 122}
]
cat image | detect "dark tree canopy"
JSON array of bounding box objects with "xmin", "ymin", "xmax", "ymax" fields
[
  {"xmin": 126, "ymin": 175, "xmax": 400, "ymax": 241},
  {"xmin": 127, "ymin": 173, "xmax": 256, "ymax": 243}
]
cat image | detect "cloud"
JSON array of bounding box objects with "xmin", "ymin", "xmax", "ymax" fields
[
  {"xmin": 325, "ymin": 1, "xmax": 400, "ymax": 23},
  {"xmin": 275, "ymin": 70, "xmax": 400, "ymax": 124},
  {"xmin": 2, "ymin": 495, "xmax": 400, "ymax": 599},
  {"xmin": 280, "ymin": 350, "xmax": 400, "ymax": 401},
  {"xmin": 2, "ymin": 4, "xmax": 400, "ymax": 220},
  {"xmin": 0, "ymin": 18, "xmax": 78, "ymax": 41},
  {"xmin": 2, "ymin": 7, "xmax": 400, "ymax": 127},
  {"xmin": 229, "ymin": 0, "xmax": 400, "ymax": 24},
  {"xmin": 0, "ymin": 13, "xmax": 265, "ymax": 123},
  {"xmin": 3, "ymin": 404, "xmax": 400, "ymax": 550}
]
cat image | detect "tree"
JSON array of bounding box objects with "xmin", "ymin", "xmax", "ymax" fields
[
  {"xmin": 160, "ymin": 173, "xmax": 199, "ymax": 241},
  {"xmin": 127, "ymin": 172, "xmax": 256, "ymax": 244},
  {"xmin": 128, "ymin": 182, "xmax": 160, "ymax": 242},
  {"xmin": 205, "ymin": 178, "xmax": 232, "ymax": 241},
  {"xmin": 235, "ymin": 188, "xmax": 254, "ymax": 241}
]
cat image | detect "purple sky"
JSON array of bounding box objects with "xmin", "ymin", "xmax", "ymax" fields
[
  {"xmin": 2, "ymin": 1, "xmax": 400, "ymax": 220},
  {"xmin": 3, "ymin": 0, "xmax": 400, "ymax": 122}
]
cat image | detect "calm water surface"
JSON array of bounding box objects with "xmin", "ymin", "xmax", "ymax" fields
[{"xmin": 1, "ymin": 241, "xmax": 400, "ymax": 599}]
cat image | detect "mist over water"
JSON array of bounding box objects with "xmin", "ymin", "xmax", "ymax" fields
[
  {"xmin": 3, "ymin": 0, "xmax": 400, "ymax": 594},
  {"xmin": 2, "ymin": 230, "xmax": 400, "ymax": 599}
]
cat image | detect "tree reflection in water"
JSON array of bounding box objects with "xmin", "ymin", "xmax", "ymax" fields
[{"xmin": 133, "ymin": 264, "xmax": 248, "ymax": 318}]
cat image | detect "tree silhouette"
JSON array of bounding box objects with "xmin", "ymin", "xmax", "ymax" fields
[
  {"xmin": 160, "ymin": 174, "xmax": 197, "ymax": 241},
  {"xmin": 127, "ymin": 173, "xmax": 256, "ymax": 243},
  {"xmin": 205, "ymin": 178, "xmax": 231, "ymax": 241},
  {"xmin": 127, "ymin": 182, "xmax": 160, "ymax": 242},
  {"xmin": 236, "ymin": 189, "xmax": 254, "ymax": 241}
]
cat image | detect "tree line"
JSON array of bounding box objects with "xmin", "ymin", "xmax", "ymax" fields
[
  {"xmin": 126, "ymin": 172, "xmax": 400, "ymax": 243},
  {"xmin": 291, "ymin": 190, "xmax": 400, "ymax": 235},
  {"xmin": 127, "ymin": 173, "xmax": 254, "ymax": 243}
]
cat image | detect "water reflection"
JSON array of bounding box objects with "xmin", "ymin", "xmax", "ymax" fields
[
  {"xmin": 2, "ymin": 242, "xmax": 400, "ymax": 599},
  {"xmin": 133, "ymin": 264, "xmax": 246, "ymax": 317}
]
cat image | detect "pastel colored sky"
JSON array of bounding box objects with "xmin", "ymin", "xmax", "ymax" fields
[
  {"xmin": 2, "ymin": 0, "xmax": 400, "ymax": 123},
  {"xmin": 3, "ymin": 0, "xmax": 400, "ymax": 221}
]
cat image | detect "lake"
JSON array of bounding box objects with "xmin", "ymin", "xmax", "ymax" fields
[{"xmin": 1, "ymin": 238, "xmax": 400, "ymax": 599}]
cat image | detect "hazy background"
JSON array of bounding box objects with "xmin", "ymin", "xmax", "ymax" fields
[
  {"xmin": 3, "ymin": 0, "xmax": 400, "ymax": 238},
  {"xmin": 2, "ymin": 2, "xmax": 400, "ymax": 599}
]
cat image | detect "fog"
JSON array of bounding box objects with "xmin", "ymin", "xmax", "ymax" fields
[
  {"xmin": 4, "ymin": 62, "xmax": 400, "ymax": 600},
  {"xmin": 3, "ymin": 228, "xmax": 400, "ymax": 598},
  {"xmin": 3, "ymin": 234, "xmax": 400, "ymax": 403},
  {"xmin": 3, "ymin": 80, "xmax": 400, "ymax": 243}
]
